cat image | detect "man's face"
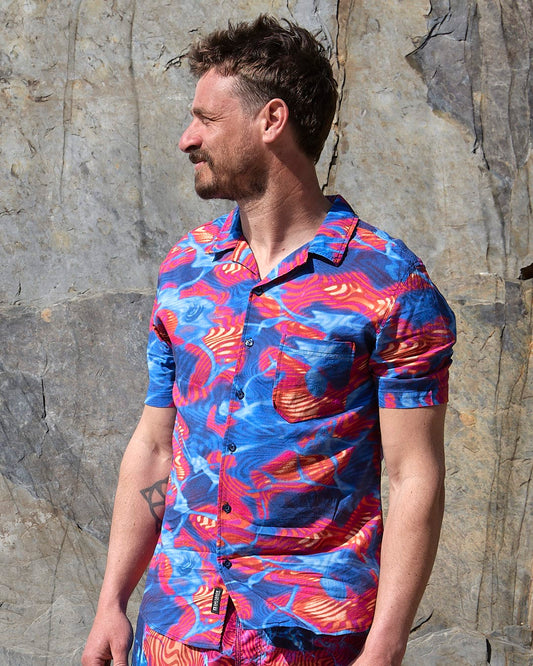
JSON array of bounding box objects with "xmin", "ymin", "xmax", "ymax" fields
[{"xmin": 179, "ymin": 69, "xmax": 267, "ymax": 202}]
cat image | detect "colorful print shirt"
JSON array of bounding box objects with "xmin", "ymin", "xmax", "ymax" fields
[{"xmin": 140, "ymin": 195, "xmax": 456, "ymax": 648}]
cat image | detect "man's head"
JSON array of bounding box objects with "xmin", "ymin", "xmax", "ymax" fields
[
  {"xmin": 187, "ymin": 15, "xmax": 338, "ymax": 164},
  {"xmin": 179, "ymin": 70, "xmax": 270, "ymax": 201}
]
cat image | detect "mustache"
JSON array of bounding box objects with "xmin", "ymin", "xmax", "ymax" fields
[{"xmin": 189, "ymin": 151, "xmax": 213, "ymax": 166}]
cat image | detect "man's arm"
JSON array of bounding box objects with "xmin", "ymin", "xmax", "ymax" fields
[
  {"xmin": 82, "ymin": 405, "xmax": 176, "ymax": 666},
  {"xmin": 353, "ymin": 404, "xmax": 447, "ymax": 666}
]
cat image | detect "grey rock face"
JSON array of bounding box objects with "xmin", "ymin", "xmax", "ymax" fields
[
  {"xmin": 1, "ymin": 0, "xmax": 531, "ymax": 662},
  {"xmin": 0, "ymin": 475, "xmax": 143, "ymax": 662},
  {"xmin": 0, "ymin": 292, "xmax": 153, "ymax": 541},
  {"xmin": 415, "ymin": 275, "xmax": 533, "ymax": 661},
  {"xmin": 406, "ymin": 0, "xmax": 533, "ymax": 280}
]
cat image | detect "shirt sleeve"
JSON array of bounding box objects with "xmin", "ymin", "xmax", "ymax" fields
[
  {"xmin": 144, "ymin": 295, "xmax": 176, "ymax": 408},
  {"xmin": 370, "ymin": 262, "xmax": 456, "ymax": 409}
]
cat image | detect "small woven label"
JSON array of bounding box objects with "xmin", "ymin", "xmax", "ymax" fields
[{"xmin": 211, "ymin": 587, "xmax": 223, "ymax": 614}]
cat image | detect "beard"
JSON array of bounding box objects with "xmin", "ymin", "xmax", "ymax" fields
[{"xmin": 190, "ymin": 148, "xmax": 267, "ymax": 202}]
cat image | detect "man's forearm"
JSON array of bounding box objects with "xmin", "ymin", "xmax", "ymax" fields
[
  {"xmin": 352, "ymin": 404, "xmax": 447, "ymax": 665},
  {"xmin": 359, "ymin": 476, "xmax": 445, "ymax": 663},
  {"xmin": 96, "ymin": 469, "xmax": 170, "ymax": 611},
  {"xmin": 82, "ymin": 406, "xmax": 175, "ymax": 666},
  {"xmin": 96, "ymin": 408, "xmax": 175, "ymax": 610}
]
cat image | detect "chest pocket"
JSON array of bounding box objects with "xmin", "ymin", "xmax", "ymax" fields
[{"xmin": 273, "ymin": 335, "xmax": 356, "ymax": 423}]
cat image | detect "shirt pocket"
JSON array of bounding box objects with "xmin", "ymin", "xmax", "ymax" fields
[{"xmin": 273, "ymin": 335, "xmax": 356, "ymax": 423}]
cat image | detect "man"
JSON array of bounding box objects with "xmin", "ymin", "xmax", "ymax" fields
[{"xmin": 83, "ymin": 15, "xmax": 455, "ymax": 666}]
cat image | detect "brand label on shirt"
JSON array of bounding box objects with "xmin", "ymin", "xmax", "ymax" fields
[{"xmin": 211, "ymin": 587, "xmax": 223, "ymax": 614}]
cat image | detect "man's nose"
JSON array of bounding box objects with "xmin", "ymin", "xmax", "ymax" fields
[{"xmin": 179, "ymin": 121, "xmax": 201, "ymax": 153}]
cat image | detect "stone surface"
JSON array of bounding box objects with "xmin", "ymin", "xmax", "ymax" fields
[
  {"xmin": 0, "ymin": 475, "xmax": 143, "ymax": 663},
  {"xmin": 411, "ymin": 275, "xmax": 533, "ymax": 661},
  {"xmin": 406, "ymin": 0, "xmax": 533, "ymax": 280},
  {"xmin": 1, "ymin": 0, "xmax": 531, "ymax": 662},
  {"xmin": 404, "ymin": 626, "xmax": 490, "ymax": 665},
  {"xmin": 0, "ymin": 292, "xmax": 153, "ymax": 541}
]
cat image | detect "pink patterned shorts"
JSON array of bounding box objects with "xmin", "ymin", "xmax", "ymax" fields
[{"xmin": 132, "ymin": 602, "xmax": 367, "ymax": 665}]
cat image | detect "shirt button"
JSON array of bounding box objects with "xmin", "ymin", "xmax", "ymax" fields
[
  {"xmin": 244, "ymin": 338, "xmax": 254, "ymax": 347},
  {"xmin": 223, "ymin": 559, "xmax": 232, "ymax": 569},
  {"xmin": 222, "ymin": 503, "xmax": 232, "ymax": 514},
  {"xmin": 228, "ymin": 443, "xmax": 237, "ymax": 453},
  {"xmin": 236, "ymin": 389, "xmax": 245, "ymax": 400}
]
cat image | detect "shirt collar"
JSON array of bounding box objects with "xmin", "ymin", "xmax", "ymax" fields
[
  {"xmin": 207, "ymin": 207, "xmax": 243, "ymax": 255},
  {"xmin": 308, "ymin": 195, "xmax": 359, "ymax": 265},
  {"xmin": 206, "ymin": 195, "xmax": 359, "ymax": 267}
]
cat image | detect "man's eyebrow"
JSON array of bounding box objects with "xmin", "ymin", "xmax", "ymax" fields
[{"xmin": 190, "ymin": 106, "xmax": 213, "ymax": 119}]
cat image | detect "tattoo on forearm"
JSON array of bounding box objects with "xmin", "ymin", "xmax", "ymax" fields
[{"xmin": 140, "ymin": 478, "xmax": 168, "ymax": 533}]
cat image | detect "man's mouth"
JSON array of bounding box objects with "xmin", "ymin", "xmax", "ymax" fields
[{"xmin": 190, "ymin": 152, "xmax": 210, "ymax": 168}]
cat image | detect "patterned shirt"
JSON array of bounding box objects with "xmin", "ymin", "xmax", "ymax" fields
[{"xmin": 140, "ymin": 195, "xmax": 456, "ymax": 648}]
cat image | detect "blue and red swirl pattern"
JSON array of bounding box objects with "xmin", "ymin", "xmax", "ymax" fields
[{"xmin": 140, "ymin": 195, "xmax": 455, "ymax": 647}]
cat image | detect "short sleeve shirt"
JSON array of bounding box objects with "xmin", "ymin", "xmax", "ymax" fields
[{"xmin": 140, "ymin": 195, "xmax": 456, "ymax": 647}]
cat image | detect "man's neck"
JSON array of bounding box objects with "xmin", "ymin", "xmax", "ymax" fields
[{"xmin": 237, "ymin": 161, "xmax": 331, "ymax": 279}]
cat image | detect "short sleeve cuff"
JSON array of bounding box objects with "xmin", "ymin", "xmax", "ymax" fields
[
  {"xmin": 144, "ymin": 391, "xmax": 175, "ymax": 408},
  {"xmin": 378, "ymin": 367, "xmax": 450, "ymax": 409},
  {"xmin": 145, "ymin": 331, "xmax": 176, "ymax": 407}
]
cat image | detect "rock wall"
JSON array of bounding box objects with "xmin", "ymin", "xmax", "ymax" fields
[{"xmin": 0, "ymin": 0, "xmax": 531, "ymax": 663}]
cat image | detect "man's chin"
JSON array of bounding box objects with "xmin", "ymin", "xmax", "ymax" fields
[
  {"xmin": 194, "ymin": 173, "xmax": 218, "ymax": 200},
  {"xmin": 195, "ymin": 185, "xmax": 222, "ymax": 200},
  {"xmin": 193, "ymin": 175, "xmax": 264, "ymax": 202},
  {"xmin": 195, "ymin": 183, "xmax": 235, "ymax": 201}
]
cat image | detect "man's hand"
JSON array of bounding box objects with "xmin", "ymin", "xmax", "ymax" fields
[
  {"xmin": 81, "ymin": 607, "xmax": 133, "ymax": 666},
  {"xmin": 348, "ymin": 642, "xmax": 404, "ymax": 666}
]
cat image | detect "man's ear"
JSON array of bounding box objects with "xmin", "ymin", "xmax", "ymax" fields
[{"xmin": 260, "ymin": 98, "xmax": 289, "ymax": 144}]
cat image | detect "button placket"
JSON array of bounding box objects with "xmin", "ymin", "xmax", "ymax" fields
[{"xmin": 219, "ymin": 282, "xmax": 267, "ymax": 582}]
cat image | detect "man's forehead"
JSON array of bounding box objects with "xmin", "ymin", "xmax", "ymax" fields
[
  {"xmin": 190, "ymin": 70, "xmax": 242, "ymax": 113},
  {"xmin": 194, "ymin": 70, "xmax": 237, "ymax": 98}
]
